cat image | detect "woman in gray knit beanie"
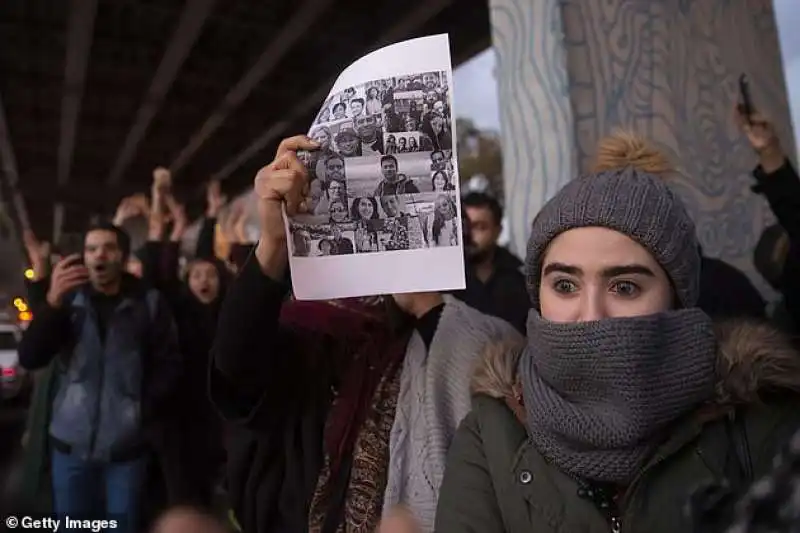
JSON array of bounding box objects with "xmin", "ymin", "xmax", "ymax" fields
[{"xmin": 435, "ymin": 131, "xmax": 800, "ymax": 533}]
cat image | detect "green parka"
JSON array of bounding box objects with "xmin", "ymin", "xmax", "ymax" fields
[{"xmin": 435, "ymin": 320, "xmax": 800, "ymax": 533}]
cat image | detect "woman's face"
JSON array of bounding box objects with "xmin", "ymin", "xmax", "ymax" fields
[
  {"xmin": 539, "ymin": 227, "xmax": 673, "ymax": 323},
  {"xmin": 435, "ymin": 195, "xmax": 453, "ymax": 217},
  {"xmin": 433, "ymin": 173, "xmax": 446, "ymax": 191},
  {"xmin": 333, "ymin": 105, "xmax": 346, "ymax": 119},
  {"xmin": 188, "ymin": 260, "xmax": 221, "ymax": 304},
  {"xmin": 338, "ymin": 135, "xmax": 359, "ymax": 155},
  {"xmin": 368, "ymin": 87, "xmax": 378, "ymax": 98},
  {"xmin": 330, "ymin": 201, "xmax": 348, "ymax": 223},
  {"xmin": 431, "ymin": 116, "xmax": 444, "ymax": 133},
  {"xmin": 404, "ymin": 119, "xmax": 417, "ymax": 132},
  {"xmin": 312, "ymin": 129, "xmax": 331, "ymax": 149},
  {"xmin": 357, "ymin": 198, "xmax": 374, "ymax": 219},
  {"xmin": 328, "ymin": 180, "xmax": 344, "ymax": 200}
]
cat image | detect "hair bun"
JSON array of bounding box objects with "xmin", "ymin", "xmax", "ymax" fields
[{"xmin": 592, "ymin": 129, "xmax": 674, "ymax": 175}]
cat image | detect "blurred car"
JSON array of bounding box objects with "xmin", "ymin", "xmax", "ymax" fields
[{"xmin": 0, "ymin": 323, "xmax": 29, "ymax": 403}]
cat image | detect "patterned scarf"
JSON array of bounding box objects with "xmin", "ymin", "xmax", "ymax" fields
[{"xmin": 280, "ymin": 298, "xmax": 410, "ymax": 533}]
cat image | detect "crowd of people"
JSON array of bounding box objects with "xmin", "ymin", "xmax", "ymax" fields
[{"xmin": 3, "ymin": 98, "xmax": 800, "ymax": 533}]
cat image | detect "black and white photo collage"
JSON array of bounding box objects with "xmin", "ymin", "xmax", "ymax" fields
[{"xmin": 290, "ymin": 70, "xmax": 459, "ymax": 257}]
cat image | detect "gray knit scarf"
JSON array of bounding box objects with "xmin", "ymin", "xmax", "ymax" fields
[{"xmin": 520, "ymin": 308, "xmax": 718, "ymax": 485}]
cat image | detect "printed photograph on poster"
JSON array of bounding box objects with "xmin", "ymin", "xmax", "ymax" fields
[
  {"xmin": 291, "ymin": 224, "xmax": 357, "ymax": 257},
  {"xmin": 286, "ymin": 34, "xmax": 464, "ymax": 300}
]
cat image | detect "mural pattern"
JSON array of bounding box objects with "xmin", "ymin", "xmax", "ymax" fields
[
  {"xmin": 492, "ymin": 0, "xmax": 795, "ymax": 296},
  {"xmin": 489, "ymin": 0, "xmax": 576, "ymax": 260}
]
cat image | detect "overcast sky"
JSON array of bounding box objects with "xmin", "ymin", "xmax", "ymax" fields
[{"xmin": 454, "ymin": 1, "xmax": 800, "ymax": 141}]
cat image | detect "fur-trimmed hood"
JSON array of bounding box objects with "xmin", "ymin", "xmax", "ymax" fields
[{"xmin": 471, "ymin": 319, "xmax": 800, "ymax": 408}]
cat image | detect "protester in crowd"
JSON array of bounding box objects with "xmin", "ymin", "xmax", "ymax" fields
[
  {"xmin": 453, "ymin": 192, "xmax": 528, "ymax": 333},
  {"xmin": 208, "ymin": 135, "xmax": 520, "ymax": 533},
  {"xmin": 434, "ymin": 132, "xmax": 800, "ymax": 533},
  {"xmin": 17, "ymin": 222, "xmax": 182, "ymax": 533},
  {"xmin": 141, "ymin": 178, "xmax": 228, "ymax": 510},
  {"xmin": 113, "ymin": 194, "xmax": 151, "ymax": 278},
  {"xmin": 735, "ymin": 105, "xmax": 800, "ymax": 331},
  {"xmin": 215, "ymin": 199, "xmax": 256, "ymax": 273}
]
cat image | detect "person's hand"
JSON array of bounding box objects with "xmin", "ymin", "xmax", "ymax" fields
[
  {"xmin": 46, "ymin": 254, "xmax": 89, "ymax": 308},
  {"xmin": 376, "ymin": 506, "xmax": 421, "ymax": 533},
  {"xmin": 113, "ymin": 197, "xmax": 141, "ymax": 226},
  {"xmin": 152, "ymin": 166, "xmax": 172, "ymax": 189},
  {"xmin": 22, "ymin": 229, "xmax": 50, "ymax": 267},
  {"xmin": 206, "ymin": 180, "xmax": 227, "ymax": 218},
  {"xmin": 734, "ymin": 105, "xmax": 785, "ymax": 172},
  {"xmin": 254, "ymin": 135, "xmax": 319, "ymax": 243}
]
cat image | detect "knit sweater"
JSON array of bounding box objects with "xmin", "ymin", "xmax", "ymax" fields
[{"xmin": 382, "ymin": 296, "xmax": 522, "ymax": 531}]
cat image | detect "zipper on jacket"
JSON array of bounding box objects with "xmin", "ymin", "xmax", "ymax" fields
[{"xmin": 576, "ymin": 482, "xmax": 622, "ymax": 533}]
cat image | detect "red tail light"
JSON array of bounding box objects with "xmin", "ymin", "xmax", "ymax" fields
[{"xmin": 2, "ymin": 367, "xmax": 16, "ymax": 377}]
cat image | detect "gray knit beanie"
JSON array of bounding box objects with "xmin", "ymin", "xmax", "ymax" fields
[{"xmin": 526, "ymin": 165, "xmax": 700, "ymax": 309}]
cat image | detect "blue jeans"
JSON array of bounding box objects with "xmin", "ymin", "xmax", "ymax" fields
[{"xmin": 51, "ymin": 449, "xmax": 147, "ymax": 533}]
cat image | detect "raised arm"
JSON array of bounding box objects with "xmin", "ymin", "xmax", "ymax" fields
[
  {"xmin": 208, "ymin": 135, "xmax": 321, "ymax": 429},
  {"xmin": 196, "ymin": 180, "xmax": 226, "ymax": 260},
  {"xmin": 18, "ymin": 255, "xmax": 88, "ymax": 370}
]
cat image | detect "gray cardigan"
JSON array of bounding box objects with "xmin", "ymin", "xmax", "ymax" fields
[{"xmin": 382, "ymin": 296, "xmax": 522, "ymax": 531}]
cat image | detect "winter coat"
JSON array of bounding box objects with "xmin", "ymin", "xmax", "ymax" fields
[{"xmin": 434, "ymin": 319, "xmax": 800, "ymax": 533}]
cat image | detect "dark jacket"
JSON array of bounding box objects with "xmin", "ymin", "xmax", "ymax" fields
[
  {"xmin": 752, "ymin": 161, "xmax": 800, "ymax": 331},
  {"xmin": 454, "ymin": 247, "xmax": 529, "ymax": 333},
  {"xmin": 18, "ymin": 275, "xmax": 182, "ymax": 457},
  {"xmin": 698, "ymin": 256, "xmax": 765, "ymax": 320},
  {"xmin": 435, "ymin": 320, "xmax": 800, "ymax": 533},
  {"xmin": 209, "ymin": 257, "xmax": 446, "ymax": 533},
  {"xmin": 209, "ymin": 258, "xmax": 337, "ymax": 533}
]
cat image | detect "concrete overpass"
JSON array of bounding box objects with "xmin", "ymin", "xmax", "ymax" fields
[
  {"xmin": 0, "ymin": 0, "xmax": 491, "ymax": 253},
  {"xmin": 2, "ymin": 0, "xmax": 796, "ymax": 298}
]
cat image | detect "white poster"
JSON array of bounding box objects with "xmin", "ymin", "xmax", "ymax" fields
[{"xmin": 286, "ymin": 34, "xmax": 465, "ymax": 300}]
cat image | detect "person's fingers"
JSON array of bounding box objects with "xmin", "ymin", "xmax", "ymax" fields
[
  {"xmin": 275, "ymin": 135, "xmax": 320, "ymax": 159},
  {"xmin": 61, "ymin": 273, "xmax": 89, "ymax": 289},
  {"xmin": 255, "ymin": 168, "xmax": 305, "ymax": 201},
  {"xmin": 59, "ymin": 265, "xmax": 89, "ymax": 280},
  {"xmin": 54, "ymin": 254, "xmax": 83, "ymax": 272}
]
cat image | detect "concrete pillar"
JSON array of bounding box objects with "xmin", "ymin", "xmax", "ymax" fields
[{"xmin": 490, "ymin": 0, "xmax": 795, "ymax": 294}]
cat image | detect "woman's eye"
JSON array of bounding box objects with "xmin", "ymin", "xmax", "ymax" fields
[
  {"xmin": 611, "ymin": 280, "xmax": 640, "ymax": 297},
  {"xmin": 553, "ymin": 279, "xmax": 577, "ymax": 294}
]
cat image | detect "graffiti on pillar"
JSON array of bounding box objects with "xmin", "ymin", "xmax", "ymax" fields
[
  {"xmin": 489, "ymin": 0, "xmax": 577, "ymax": 259},
  {"xmin": 560, "ymin": 0, "xmax": 794, "ymax": 294}
]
